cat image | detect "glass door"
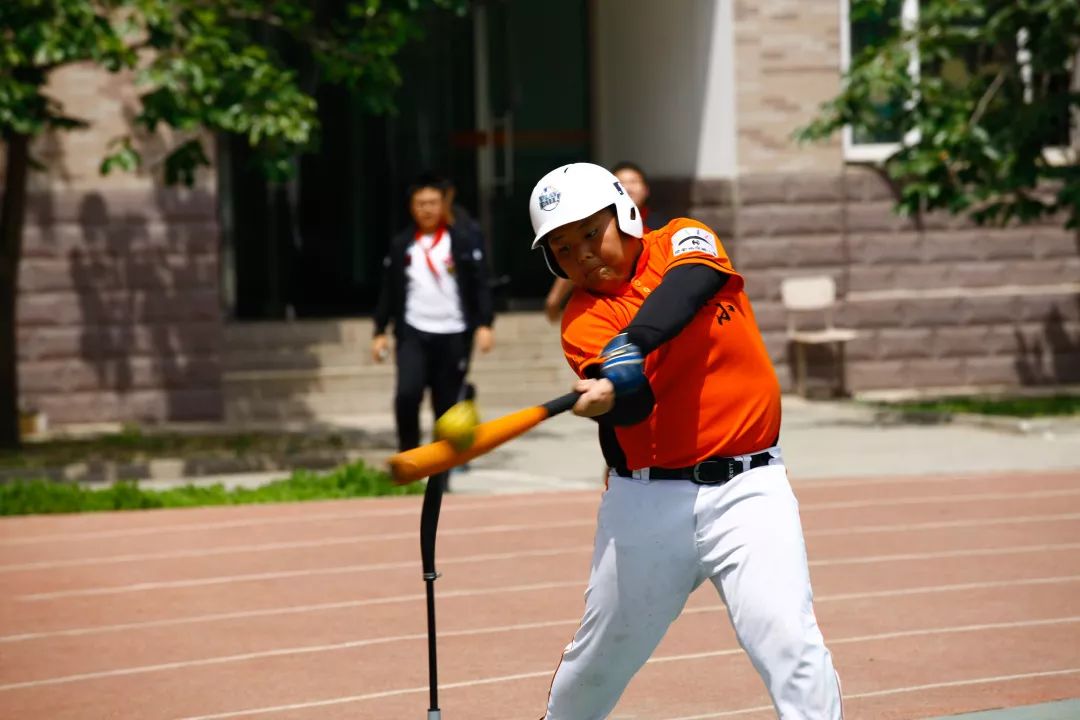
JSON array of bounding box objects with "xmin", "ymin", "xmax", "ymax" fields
[{"xmin": 471, "ymin": 0, "xmax": 591, "ymax": 303}]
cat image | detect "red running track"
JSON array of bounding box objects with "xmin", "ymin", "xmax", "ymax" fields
[{"xmin": 1, "ymin": 469, "xmax": 1078, "ymax": 719}]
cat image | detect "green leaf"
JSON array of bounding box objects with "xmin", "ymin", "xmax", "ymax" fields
[
  {"xmin": 796, "ymin": 0, "xmax": 1080, "ymax": 230},
  {"xmin": 100, "ymin": 137, "xmax": 141, "ymax": 175},
  {"xmin": 163, "ymin": 138, "xmax": 210, "ymax": 186},
  {"xmin": 2, "ymin": 0, "xmax": 467, "ymax": 183}
]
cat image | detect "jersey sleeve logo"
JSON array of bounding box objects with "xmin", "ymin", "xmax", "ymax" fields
[{"xmin": 671, "ymin": 226, "xmax": 719, "ymax": 258}]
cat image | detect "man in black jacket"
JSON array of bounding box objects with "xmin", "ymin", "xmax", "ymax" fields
[{"xmin": 371, "ymin": 175, "xmax": 495, "ymax": 456}]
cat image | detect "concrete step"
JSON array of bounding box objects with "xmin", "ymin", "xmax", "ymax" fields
[
  {"xmin": 225, "ymin": 361, "xmax": 575, "ymax": 395},
  {"xmin": 224, "ymin": 312, "xmax": 561, "ymax": 349},
  {"xmin": 223, "ymin": 337, "xmax": 566, "ymax": 372},
  {"xmin": 224, "ymin": 319, "xmax": 373, "ymax": 349},
  {"xmin": 222, "ymin": 312, "xmax": 575, "ymax": 422},
  {"xmin": 223, "ymin": 312, "xmax": 565, "ymax": 372},
  {"xmin": 223, "ymin": 358, "xmax": 578, "ymax": 422},
  {"xmin": 224, "ymin": 382, "xmax": 576, "ymax": 423}
]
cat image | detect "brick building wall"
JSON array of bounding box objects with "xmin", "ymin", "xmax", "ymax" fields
[
  {"xmin": 662, "ymin": 0, "xmax": 1080, "ymax": 395},
  {"xmin": 9, "ymin": 63, "xmax": 223, "ymax": 425},
  {"xmin": 6, "ymin": 9, "xmax": 1077, "ymax": 428},
  {"xmin": 683, "ymin": 169, "xmax": 1080, "ymax": 394},
  {"xmin": 732, "ymin": 0, "xmax": 842, "ymax": 174}
]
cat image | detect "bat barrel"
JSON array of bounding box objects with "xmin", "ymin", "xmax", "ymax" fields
[
  {"xmin": 388, "ymin": 404, "xmax": 556, "ymax": 484},
  {"xmin": 388, "ymin": 441, "xmax": 483, "ymax": 484}
]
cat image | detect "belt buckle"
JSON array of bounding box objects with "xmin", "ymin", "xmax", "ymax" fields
[{"xmin": 692, "ymin": 459, "xmax": 735, "ymax": 485}]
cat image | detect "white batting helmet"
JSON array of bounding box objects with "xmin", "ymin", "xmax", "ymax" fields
[{"xmin": 528, "ymin": 163, "xmax": 643, "ymax": 278}]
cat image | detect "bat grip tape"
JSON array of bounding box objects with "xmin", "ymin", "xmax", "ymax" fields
[{"xmin": 542, "ymin": 391, "xmax": 581, "ymax": 417}]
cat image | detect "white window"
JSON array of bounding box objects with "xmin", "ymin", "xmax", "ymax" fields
[
  {"xmin": 840, "ymin": 0, "xmax": 919, "ymax": 163},
  {"xmin": 1020, "ymin": 30, "xmax": 1078, "ymax": 166},
  {"xmin": 1044, "ymin": 52, "xmax": 1080, "ymax": 165},
  {"xmin": 841, "ymin": 1, "xmax": 1077, "ymax": 165}
]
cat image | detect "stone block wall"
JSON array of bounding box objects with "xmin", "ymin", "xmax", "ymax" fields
[
  {"xmin": 16, "ymin": 188, "xmax": 224, "ymax": 424},
  {"xmin": 719, "ymin": 0, "xmax": 1079, "ymax": 394},
  {"xmin": 7, "ymin": 62, "xmax": 224, "ymax": 426},
  {"xmin": 684, "ymin": 167, "xmax": 1080, "ymax": 394},
  {"xmin": 732, "ymin": 0, "xmax": 842, "ymax": 174}
]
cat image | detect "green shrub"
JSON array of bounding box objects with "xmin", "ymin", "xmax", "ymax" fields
[
  {"xmin": 0, "ymin": 461, "xmax": 423, "ymax": 516},
  {"xmin": 0, "ymin": 430, "xmax": 368, "ymax": 470},
  {"xmin": 880, "ymin": 394, "xmax": 1080, "ymax": 418}
]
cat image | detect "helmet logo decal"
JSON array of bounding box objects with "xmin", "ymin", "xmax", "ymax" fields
[{"xmin": 538, "ymin": 186, "xmax": 561, "ymax": 212}]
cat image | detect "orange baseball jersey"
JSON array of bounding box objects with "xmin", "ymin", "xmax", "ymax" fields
[{"xmin": 561, "ymin": 218, "xmax": 781, "ymax": 469}]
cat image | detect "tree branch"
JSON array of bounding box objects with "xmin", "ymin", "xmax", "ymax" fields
[{"xmin": 969, "ymin": 68, "xmax": 1006, "ymax": 128}]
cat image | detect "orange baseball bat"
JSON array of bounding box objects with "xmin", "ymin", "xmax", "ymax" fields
[{"xmin": 388, "ymin": 391, "xmax": 580, "ymax": 484}]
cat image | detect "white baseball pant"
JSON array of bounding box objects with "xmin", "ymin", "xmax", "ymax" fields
[{"xmin": 544, "ymin": 455, "xmax": 843, "ymax": 719}]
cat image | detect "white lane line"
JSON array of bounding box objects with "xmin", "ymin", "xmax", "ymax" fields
[
  {"xmin": 18, "ymin": 538, "xmax": 1080, "ymax": 603},
  {"xmin": 3, "ymin": 608, "xmax": 1075, "ymax": 694},
  {"xmin": 168, "ymin": 622, "xmax": 1080, "ymax": 719},
  {"xmin": 810, "ymin": 542, "xmax": 1080, "ymax": 567},
  {"xmin": 0, "ymin": 580, "xmax": 585, "ymax": 643},
  {"xmin": 176, "ymin": 669, "xmax": 557, "ymax": 720},
  {"xmin": 799, "ymin": 487, "xmax": 1080, "ymax": 511},
  {"xmin": 0, "ymin": 519, "xmax": 597, "ymax": 572},
  {"xmin": 0, "ymin": 617, "xmax": 582, "ymax": 692},
  {"xmin": 4, "ymin": 471, "xmax": 1075, "ymax": 546},
  {"xmin": 16, "ymin": 545, "xmax": 594, "ymax": 602},
  {"xmin": 843, "ymin": 667, "xmax": 1080, "ymax": 699},
  {"xmin": 680, "ymin": 573, "xmax": 1080, "ymax": 610},
  {"xmin": 789, "ymin": 469, "xmax": 1080, "ymax": 490},
  {"xmin": 7, "ymin": 510, "xmax": 1076, "ymax": 573},
  {"xmin": 648, "ymin": 616, "xmax": 1080, "ymax": 665},
  {"xmin": 663, "ymin": 668, "xmax": 1080, "ymax": 719},
  {"xmin": 0, "ymin": 495, "xmax": 599, "ymax": 546},
  {"xmin": 4, "ymin": 570, "xmax": 1077, "ymax": 646},
  {"xmin": 805, "ymin": 512, "xmax": 1080, "ymax": 538},
  {"xmin": 663, "ymin": 702, "xmax": 774, "ymax": 718}
]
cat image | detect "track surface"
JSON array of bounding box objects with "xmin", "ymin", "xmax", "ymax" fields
[{"xmin": 2, "ymin": 470, "xmax": 1078, "ymax": 719}]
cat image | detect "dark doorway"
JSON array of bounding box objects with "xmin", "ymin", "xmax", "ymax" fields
[
  {"xmin": 471, "ymin": 0, "xmax": 591, "ymax": 306},
  {"xmin": 218, "ymin": 1, "xmax": 590, "ymax": 319}
]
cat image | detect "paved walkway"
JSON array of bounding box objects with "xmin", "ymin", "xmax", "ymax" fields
[
  {"xmin": 441, "ymin": 395, "xmax": 1080, "ymax": 494},
  {"xmin": 136, "ymin": 395, "xmax": 1080, "ymax": 494}
]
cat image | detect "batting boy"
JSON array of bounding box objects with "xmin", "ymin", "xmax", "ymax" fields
[{"xmin": 529, "ymin": 163, "xmax": 843, "ymax": 719}]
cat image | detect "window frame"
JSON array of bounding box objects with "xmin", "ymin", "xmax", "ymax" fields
[
  {"xmin": 1023, "ymin": 35, "xmax": 1078, "ymax": 167},
  {"xmin": 840, "ymin": 0, "xmax": 919, "ymax": 163},
  {"xmin": 841, "ymin": 2, "xmax": 1078, "ymax": 166}
]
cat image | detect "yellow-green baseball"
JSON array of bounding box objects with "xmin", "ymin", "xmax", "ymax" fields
[{"xmin": 434, "ymin": 399, "xmax": 480, "ymax": 451}]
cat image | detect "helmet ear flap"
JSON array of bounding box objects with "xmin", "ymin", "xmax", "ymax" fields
[{"xmin": 540, "ymin": 242, "xmax": 568, "ymax": 279}]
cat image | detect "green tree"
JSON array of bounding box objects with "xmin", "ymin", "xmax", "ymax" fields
[
  {"xmin": 0, "ymin": 0, "xmax": 465, "ymax": 449},
  {"xmin": 799, "ymin": 0, "xmax": 1080, "ymax": 227}
]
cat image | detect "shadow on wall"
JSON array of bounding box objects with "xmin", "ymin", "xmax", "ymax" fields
[
  {"xmin": 59, "ymin": 190, "xmax": 223, "ymax": 423},
  {"xmin": 783, "ymin": 342, "xmax": 850, "ymax": 399},
  {"xmin": 72, "ymin": 194, "xmax": 136, "ymax": 393},
  {"xmin": 219, "ymin": 319, "xmax": 353, "ymax": 424},
  {"xmin": 1015, "ymin": 302, "xmax": 1080, "ymax": 385}
]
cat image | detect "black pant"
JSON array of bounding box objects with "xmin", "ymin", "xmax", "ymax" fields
[{"xmin": 394, "ymin": 324, "xmax": 470, "ymax": 452}]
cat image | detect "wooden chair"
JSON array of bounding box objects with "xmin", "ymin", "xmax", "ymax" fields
[{"xmin": 779, "ymin": 276, "xmax": 858, "ymax": 397}]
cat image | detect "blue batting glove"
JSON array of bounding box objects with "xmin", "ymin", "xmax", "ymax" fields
[{"xmin": 600, "ymin": 333, "xmax": 645, "ymax": 395}]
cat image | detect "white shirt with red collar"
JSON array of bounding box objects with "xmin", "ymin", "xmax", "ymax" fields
[{"xmin": 404, "ymin": 227, "xmax": 467, "ymax": 334}]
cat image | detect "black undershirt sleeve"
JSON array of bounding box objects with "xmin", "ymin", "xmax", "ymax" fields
[
  {"xmin": 624, "ymin": 263, "xmax": 729, "ymax": 354},
  {"xmin": 589, "ymin": 263, "xmax": 729, "ymax": 426}
]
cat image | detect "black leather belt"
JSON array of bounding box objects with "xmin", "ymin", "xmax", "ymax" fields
[{"xmin": 614, "ymin": 449, "xmax": 774, "ymax": 486}]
